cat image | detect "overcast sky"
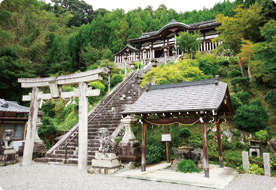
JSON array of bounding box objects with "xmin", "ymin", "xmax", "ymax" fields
[{"xmin": 37, "ymin": 0, "xmax": 236, "ymax": 13}]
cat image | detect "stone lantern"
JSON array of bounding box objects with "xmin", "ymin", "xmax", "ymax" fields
[
  {"xmin": 136, "ymin": 52, "xmax": 140, "ymax": 69},
  {"xmin": 129, "ymin": 61, "xmax": 135, "ymax": 71},
  {"xmin": 249, "ymin": 140, "xmax": 261, "ymax": 157},
  {"xmin": 152, "ymin": 59, "xmax": 158, "ymax": 68},
  {"xmin": 117, "ymin": 115, "xmax": 141, "ymax": 163},
  {"xmin": 107, "ymin": 66, "xmax": 112, "ymax": 92},
  {"xmin": 123, "ymin": 53, "xmax": 128, "ymax": 75}
]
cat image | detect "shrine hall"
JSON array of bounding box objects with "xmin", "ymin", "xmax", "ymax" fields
[{"xmin": 114, "ymin": 19, "xmax": 221, "ymax": 65}]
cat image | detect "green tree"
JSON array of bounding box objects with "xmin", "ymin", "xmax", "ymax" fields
[
  {"xmin": 216, "ymin": 3, "xmax": 265, "ymax": 53},
  {"xmin": 176, "ymin": 31, "xmax": 201, "ymax": 58},
  {"xmin": 0, "ymin": 46, "xmax": 34, "ymax": 101},
  {"xmin": 52, "ymin": 0, "xmax": 93, "ymax": 27},
  {"xmin": 140, "ymin": 59, "xmax": 208, "ymax": 87},
  {"xmin": 251, "ymin": 20, "xmax": 276, "ymax": 86},
  {"xmin": 234, "ymin": 99, "xmax": 269, "ymax": 132}
]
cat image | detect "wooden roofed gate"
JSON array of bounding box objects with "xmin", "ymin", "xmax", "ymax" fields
[
  {"xmin": 122, "ymin": 75, "xmax": 234, "ymax": 177},
  {"xmin": 18, "ymin": 67, "xmax": 109, "ymax": 170}
]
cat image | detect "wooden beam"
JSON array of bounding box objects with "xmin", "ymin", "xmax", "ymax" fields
[
  {"xmin": 166, "ymin": 125, "xmax": 170, "ymax": 163},
  {"xmin": 216, "ymin": 123, "xmax": 224, "ymax": 168},
  {"xmin": 0, "ymin": 117, "xmax": 28, "ymax": 120},
  {"xmin": 143, "ymin": 118, "xmax": 202, "ymax": 125},
  {"xmin": 20, "ymin": 74, "xmax": 103, "ymax": 88},
  {"xmin": 202, "ymin": 122, "xmax": 209, "ymax": 177},
  {"xmin": 141, "ymin": 122, "xmax": 147, "ymax": 172}
]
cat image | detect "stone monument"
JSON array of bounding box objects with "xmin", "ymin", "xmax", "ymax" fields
[
  {"xmin": 0, "ymin": 129, "xmax": 18, "ymax": 166},
  {"xmin": 90, "ymin": 128, "xmax": 121, "ymax": 174},
  {"xmin": 117, "ymin": 115, "xmax": 141, "ymax": 163}
]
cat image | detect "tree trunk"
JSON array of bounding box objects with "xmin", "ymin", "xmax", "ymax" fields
[
  {"xmin": 248, "ymin": 65, "xmax": 254, "ymax": 82},
  {"xmin": 240, "ymin": 64, "xmax": 246, "ymax": 77}
]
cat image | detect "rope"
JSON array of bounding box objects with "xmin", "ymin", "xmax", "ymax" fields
[{"xmin": 143, "ymin": 119, "xmax": 200, "ymax": 126}]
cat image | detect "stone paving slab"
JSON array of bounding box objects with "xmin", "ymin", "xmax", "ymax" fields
[{"xmin": 115, "ymin": 162, "xmax": 238, "ymax": 189}]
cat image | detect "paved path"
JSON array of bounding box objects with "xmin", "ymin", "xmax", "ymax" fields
[{"xmin": 0, "ymin": 162, "xmax": 276, "ymax": 190}]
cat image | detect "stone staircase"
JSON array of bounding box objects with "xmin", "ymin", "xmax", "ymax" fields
[{"xmin": 37, "ymin": 70, "xmax": 146, "ymax": 165}]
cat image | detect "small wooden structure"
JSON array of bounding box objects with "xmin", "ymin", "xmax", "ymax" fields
[
  {"xmin": 122, "ymin": 76, "xmax": 234, "ymax": 177},
  {"xmin": 18, "ymin": 68, "xmax": 108, "ymax": 170},
  {"xmin": 0, "ymin": 99, "xmax": 29, "ymax": 151}
]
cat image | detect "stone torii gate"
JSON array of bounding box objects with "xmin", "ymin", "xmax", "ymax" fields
[{"xmin": 18, "ymin": 68, "xmax": 108, "ymax": 170}]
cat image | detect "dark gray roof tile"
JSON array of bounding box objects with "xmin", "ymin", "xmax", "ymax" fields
[
  {"xmin": 0, "ymin": 99, "xmax": 29, "ymax": 113},
  {"xmin": 122, "ymin": 79, "xmax": 229, "ymax": 115}
]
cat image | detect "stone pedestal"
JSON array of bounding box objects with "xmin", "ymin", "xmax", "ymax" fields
[
  {"xmin": 117, "ymin": 140, "xmax": 141, "ymax": 163},
  {"xmin": 90, "ymin": 152, "xmax": 121, "ymax": 175},
  {"xmin": 117, "ymin": 115, "xmax": 141, "ymax": 163},
  {"xmin": 18, "ymin": 142, "xmax": 47, "ymax": 158},
  {"xmin": 0, "ymin": 147, "xmax": 18, "ymax": 166}
]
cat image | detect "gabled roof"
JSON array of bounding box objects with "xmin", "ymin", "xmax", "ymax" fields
[
  {"xmin": 122, "ymin": 77, "xmax": 234, "ymax": 115},
  {"xmin": 115, "ymin": 43, "xmax": 140, "ymax": 56},
  {"xmin": 0, "ymin": 99, "xmax": 29, "ymax": 113}
]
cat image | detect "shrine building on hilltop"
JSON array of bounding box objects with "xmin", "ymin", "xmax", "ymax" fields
[{"xmin": 114, "ymin": 19, "xmax": 221, "ymax": 65}]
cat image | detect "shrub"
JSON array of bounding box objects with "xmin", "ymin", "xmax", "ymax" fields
[
  {"xmin": 90, "ymin": 81, "xmax": 105, "ymax": 94},
  {"xmin": 218, "ymin": 68, "xmax": 228, "ymax": 77},
  {"xmin": 255, "ymin": 130, "xmax": 269, "ymax": 142},
  {"xmin": 179, "ymin": 128, "xmax": 191, "ymax": 138},
  {"xmin": 38, "ymin": 116, "xmax": 59, "ymax": 149},
  {"xmin": 234, "ymin": 91, "xmax": 252, "ymax": 105},
  {"xmin": 219, "ymin": 58, "xmax": 230, "ymax": 66},
  {"xmin": 264, "ymin": 90, "xmax": 276, "ymax": 108},
  {"xmin": 229, "ymin": 57, "xmax": 239, "ymax": 65},
  {"xmin": 249, "ymin": 164, "xmax": 264, "ymax": 175},
  {"xmin": 234, "ymin": 99, "xmax": 269, "ymax": 132},
  {"xmin": 88, "ymin": 81, "xmax": 105, "ymax": 104},
  {"xmin": 271, "ymin": 155, "xmax": 276, "ymax": 170},
  {"xmin": 111, "ymin": 74, "xmax": 123, "ymax": 88},
  {"xmin": 230, "ymin": 77, "xmax": 250, "ymax": 91},
  {"xmin": 41, "ymin": 100, "xmax": 55, "ymax": 117},
  {"xmin": 177, "ymin": 159, "xmax": 199, "ymax": 173},
  {"xmin": 229, "ymin": 69, "xmax": 243, "ymax": 78},
  {"xmin": 195, "ymin": 52, "xmax": 220, "ymax": 76},
  {"xmin": 146, "ymin": 144, "xmax": 166, "ymax": 164}
]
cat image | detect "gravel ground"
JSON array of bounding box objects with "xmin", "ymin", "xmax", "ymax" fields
[{"xmin": 0, "ymin": 162, "xmax": 276, "ymax": 190}]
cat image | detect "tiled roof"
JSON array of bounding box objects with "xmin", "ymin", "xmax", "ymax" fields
[
  {"xmin": 122, "ymin": 78, "xmax": 229, "ymax": 115},
  {"xmin": 0, "ymin": 99, "xmax": 29, "ymax": 113},
  {"xmin": 132, "ymin": 19, "xmax": 219, "ymax": 40},
  {"xmin": 115, "ymin": 43, "xmax": 140, "ymax": 56}
]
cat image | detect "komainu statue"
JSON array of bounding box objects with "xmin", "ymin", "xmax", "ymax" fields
[
  {"xmin": 2, "ymin": 129, "xmax": 14, "ymax": 149},
  {"xmin": 98, "ymin": 128, "xmax": 117, "ymax": 153}
]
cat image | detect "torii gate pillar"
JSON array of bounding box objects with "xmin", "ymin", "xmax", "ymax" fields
[
  {"xmin": 78, "ymin": 82, "xmax": 88, "ymax": 170},
  {"xmin": 22, "ymin": 87, "xmax": 40, "ymax": 166}
]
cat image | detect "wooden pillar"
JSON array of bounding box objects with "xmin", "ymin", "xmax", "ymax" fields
[
  {"xmin": 141, "ymin": 122, "xmax": 147, "ymax": 172},
  {"xmin": 202, "ymin": 122, "xmax": 209, "ymax": 177},
  {"xmin": 22, "ymin": 87, "xmax": 39, "ymax": 166},
  {"xmin": 216, "ymin": 123, "xmax": 224, "ymax": 168},
  {"xmin": 78, "ymin": 82, "xmax": 88, "ymax": 170},
  {"xmin": 166, "ymin": 125, "xmax": 170, "ymax": 163}
]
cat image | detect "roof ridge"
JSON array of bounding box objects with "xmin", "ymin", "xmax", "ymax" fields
[{"xmin": 148, "ymin": 78, "xmax": 220, "ymax": 91}]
